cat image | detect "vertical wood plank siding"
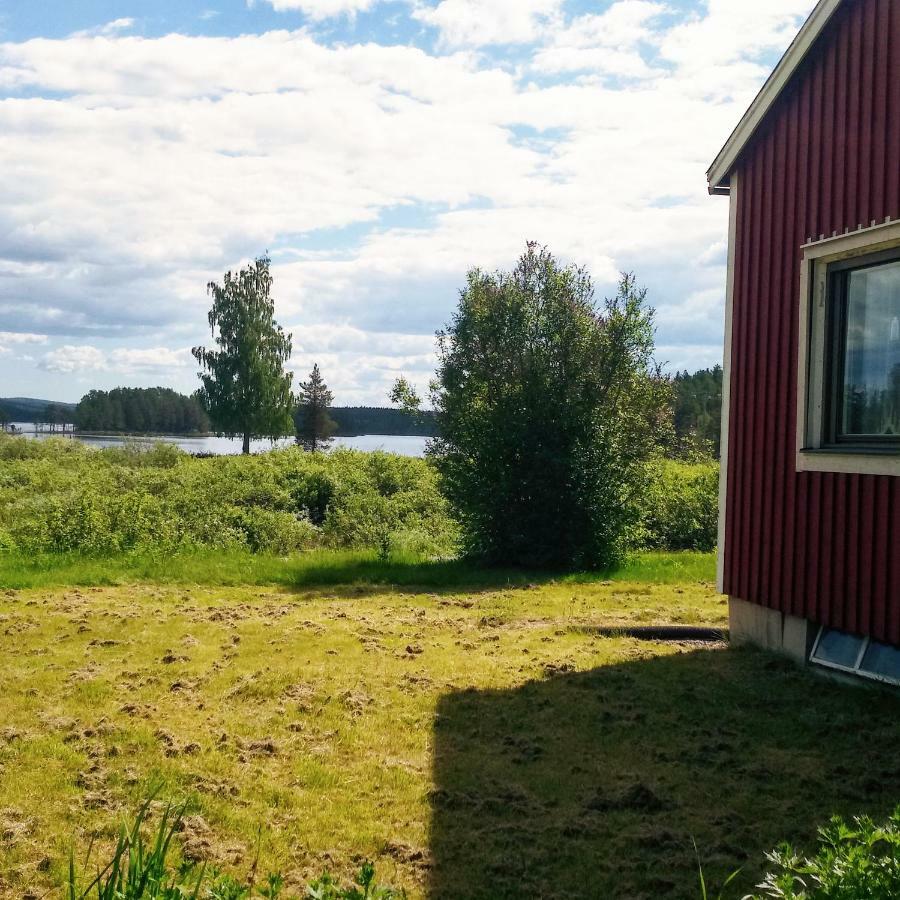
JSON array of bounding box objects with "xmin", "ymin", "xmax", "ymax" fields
[{"xmin": 723, "ymin": 0, "xmax": 900, "ymax": 643}]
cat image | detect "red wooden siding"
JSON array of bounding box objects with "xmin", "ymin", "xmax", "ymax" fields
[{"xmin": 723, "ymin": 0, "xmax": 900, "ymax": 643}]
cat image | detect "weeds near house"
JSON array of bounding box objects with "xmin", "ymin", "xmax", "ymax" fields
[
  {"xmin": 643, "ymin": 459, "xmax": 719, "ymax": 552},
  {"xmin": 751, "ymin": 808, "xmax": 900, "ymax": 899}
]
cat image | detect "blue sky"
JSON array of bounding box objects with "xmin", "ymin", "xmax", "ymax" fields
[{"xmin": 0, "ymin": 0, "xmax": 815, "ymax": 404}]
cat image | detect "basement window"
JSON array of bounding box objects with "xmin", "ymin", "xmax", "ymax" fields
[{"xmin": 810, "ymin": 626, "xmax": 900, "ymax": 686}]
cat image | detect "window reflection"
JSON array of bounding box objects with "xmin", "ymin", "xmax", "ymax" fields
[{"xmin": 841, "ymin": 259, "xmax": 900, "ymax": 437}]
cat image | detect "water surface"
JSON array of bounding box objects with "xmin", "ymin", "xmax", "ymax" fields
[{"xmin": 11, "ymin": 425, "xmax": 428, "ymax": 458}]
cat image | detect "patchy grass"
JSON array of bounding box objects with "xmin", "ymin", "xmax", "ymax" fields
[
  {"xmin": 0, "ymin": 548, "xmax": 716, "ymax": 591},
  {"xmin": 0, "ymin": 565, "xmax": 897, "ymax": 899}
]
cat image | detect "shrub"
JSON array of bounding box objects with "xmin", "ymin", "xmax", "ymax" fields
[
  {"xmin": 750, "ymin": 808, "xmax": 900, "ymax": 899},
  {"xmin": 642, "ymin": 459, "xmax": 719, "ymax": 552},
  {"xmin": 411, "ymin": 245, "xmax": 672, "ymax": 569},
  {"xmin": 0, "ymin": 437, "xmax": 457, "ymax": 558},
  {"xmin": 0, "ymin": 433, "xmax": 713, "ymax": 561}
]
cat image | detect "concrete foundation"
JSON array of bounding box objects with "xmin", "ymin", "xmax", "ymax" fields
[{"xmin": 728, "ymin": 596, "xmax": 816, "ymax": 665}]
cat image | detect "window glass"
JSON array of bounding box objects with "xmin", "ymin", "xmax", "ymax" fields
[
  {"xmin": 861, "ymin": 640, "xmax": 900, "ymax": 682},
  {"xmin": 812, "ymin": 628, "xmax": 865, "ymax": 669},
  {"xmin": 840, "ymin": 259, "xmax": 900, "ymax": 438}
]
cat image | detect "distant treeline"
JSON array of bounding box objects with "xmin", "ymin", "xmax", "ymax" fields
[
  {"xmin": 673, "ymin": 366, "xmax": 723, "ymax": 456},
  {"xmin": 4, "ymin": 389, "xmax": 438, "ymax": 437},
  {"xmin": 0, "ymin": 397, "xmax": 77, "ymax": 423},
  {"xmin": 75, "ymin": 388, "xmax": 210, "ymax": 434},
  {"xmin": 72, "ymin": 389, "xmax": 437, "ymax": 437},
  {"xmin": 330, "ymin": 406, "xmax": 437, "ymax": 437},
  {"xmin": 6, "ymin": 368, "xmax": 721, "ymax": 447}
]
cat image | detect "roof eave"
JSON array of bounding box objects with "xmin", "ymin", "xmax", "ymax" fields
[{"xmin": 706, "ymin": 0, "xmax": 845, "ymax": 193}]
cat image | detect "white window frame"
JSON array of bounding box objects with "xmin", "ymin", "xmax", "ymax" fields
[
  {"xmin": 810, "ymin": 625, "xmax": 900, "ymax": 688},
  {"xmin": 796, "ymin": 219, "xmax": 900, "ymax": 477}
]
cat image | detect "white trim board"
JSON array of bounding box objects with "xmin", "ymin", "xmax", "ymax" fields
[
  {"xmin": 707, "ymin": 0, "xmax": 844, "ymax": 195},
  {"xmin": 795, "ymin": 218, "xmax": 900, "ymax": 478},
  {"xmin": 716, "ymin": 172, "xmax": 739, "ymax": 593}
]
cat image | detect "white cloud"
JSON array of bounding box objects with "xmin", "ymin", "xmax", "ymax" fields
[
  {"xmin": 413, "ymin": 0, "xmax": 563, "ymax": 47},
  {"xmin": 0, "ymin": 1, "xmax": 817, "ymax": 401},
  {"xmin": 40, "ymin": 345, "xmax": 190, "ymax": 375},
  {"xmin": 109, "ymin": 347, "xmax": 192, "ymax": 372},
  {"xmin": 533, "ymin": 1, "xmax": 667, "ymax": 77},
  {"xmin": 287, "ymin": 328, "xmax": 438, "ymax": 406},
  {"xmin": 257, "ymin": 0, "xmax": 379, "ymax": 18},
  {"xmin": 0, "ymin": 331, "xmax": 47, "ymax": 345},
  {"xmin": 41, "ymin": 345, "xmax": 107, "ymax": 373},
  {"xmin": 660, "ymin": 0, "xmax": 816, "ymax": 73},
  {"xmin": 71, "ymin": 18, "xmax": 136, "ymax": 39}
]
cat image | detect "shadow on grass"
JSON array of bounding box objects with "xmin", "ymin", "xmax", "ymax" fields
[{"xmin": 428, "ymin": 646, "xmax": 900, "ymax": 899}]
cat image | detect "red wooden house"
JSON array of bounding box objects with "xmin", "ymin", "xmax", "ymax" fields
[{"xmin": 708, "ymin": 0, "xmax": 899, "ymax": 683}]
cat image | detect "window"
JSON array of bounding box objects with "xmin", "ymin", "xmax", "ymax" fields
[
  {"xmin": 810, "ymin": 626, "xmax": 900, "ymax": 687},
  {"xmin": 823, "ymin": 251, "xmax": 900, "ymax": 448},
  {"xmin": 797, "ymin": 221, "xmax": 900, "ymax": 476}
]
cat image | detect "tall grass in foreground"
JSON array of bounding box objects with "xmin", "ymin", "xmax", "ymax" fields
[
  {"xmin": 0, "ymin": 548, "xmax": 716, "ymax": 591},
  {"xmin": 68, "ymin": 795, "xmax": 404, "ymax": 899},
  {"xmin": 68, "ymin": 797, "xmax": 200, "ymax": 900}
]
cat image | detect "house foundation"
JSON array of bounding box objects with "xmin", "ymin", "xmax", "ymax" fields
[{"xmin": 728, "ymin": 597, "xmax": 817, "ymax": 666}]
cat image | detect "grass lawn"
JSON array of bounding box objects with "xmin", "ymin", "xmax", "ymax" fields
[{"xmin": 0, "ymin": 552, "xmax": 898, "ymax": 898}]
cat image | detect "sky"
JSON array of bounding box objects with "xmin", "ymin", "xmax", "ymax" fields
[{"xmin": 0, "ymin": 0, "xmax": 817, "ymax": 405}]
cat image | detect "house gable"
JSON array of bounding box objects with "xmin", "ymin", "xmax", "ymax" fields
[{"xmin": 707, "ymin": 0, "xmax": 845, "ymax": 194}]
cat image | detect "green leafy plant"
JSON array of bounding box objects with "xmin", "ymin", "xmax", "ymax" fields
[
  {"xmin": 750, "ymin": 808, "xmax": 900, "ymax": 899},
  {"xmin": 0, "ymin": 438, "xmax": 457, "ymax": 559},
  {"xmin": 642, "ymin": 459, "xmax": 719, "ymax": 552}
]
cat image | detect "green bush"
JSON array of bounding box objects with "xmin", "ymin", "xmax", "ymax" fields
[
  {"xmin": 641, "ymin": 459, "xmax": 719, "ymax": 552},
  {"xmin": 0, "ymin": 437, "xmax": 458, "ymax": 558},
  {"xmin": 419, "ymin": 246, "xmax": 672, "ymax": 569},
  {"xmin": 749, "ymin": 808, "xmax": 900, "ymax": 899},
  {"xmin": 0, "ymin": 434, "xmax": 714, "ymax": 561}
]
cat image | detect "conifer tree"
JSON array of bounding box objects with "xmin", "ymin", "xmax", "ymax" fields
[{"xmin": 294, "ymin": 363, "xmax": 337, "ymax": 452}]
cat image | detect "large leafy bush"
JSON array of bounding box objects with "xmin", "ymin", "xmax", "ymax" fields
[
  {"xmin": 642, "ymin": 460, "xmax": 719, "ymax": 552},
  {"xmin": 424, "ymin": 244, "xmax": 672, "ymax": 568}
]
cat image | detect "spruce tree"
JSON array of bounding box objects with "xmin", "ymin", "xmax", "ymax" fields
[{"xmin": 294, "ymin": 364, "xmax": 337, "ymax": 452}]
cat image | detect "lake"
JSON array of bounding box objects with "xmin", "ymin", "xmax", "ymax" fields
[{"xmin": 10, "ymin": 425, "xmax": 428, "ymax": 458}]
